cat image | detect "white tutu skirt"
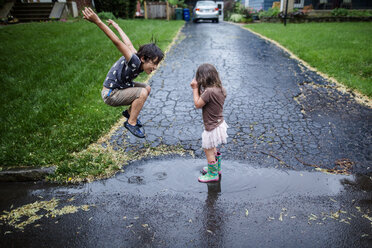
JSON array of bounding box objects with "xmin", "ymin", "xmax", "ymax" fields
[{"xmin": 202, "ymin": 121, "xmax": 229, "ymax": 149}]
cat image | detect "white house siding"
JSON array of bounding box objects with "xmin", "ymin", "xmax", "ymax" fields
[
  {"xmin": 248, "ymin": 0, "xmax": 276, "ymax": 10},
  {"xmin": 240, "ymin": 0, "xmax": 250, "ymax": 8}
]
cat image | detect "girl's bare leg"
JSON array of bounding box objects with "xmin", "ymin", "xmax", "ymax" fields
[{"xmin": 204, "ymin": 148, "xmax": 216, "ymax": 164}]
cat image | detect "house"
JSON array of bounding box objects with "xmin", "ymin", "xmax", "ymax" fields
[
  {"xmin": 301, "ymin": 0, "xmax": 372, "ymax": 9},
  {"xmin": 0, "ymin": 0, "xmax": 91, "ymax": 22},
  {"xmin": 242, "ymin": 0, "xmax": 276, "ymax": 10},
  {"xmin": 244, "ymin": 0, "xmax": 372, "ymax": 11}
]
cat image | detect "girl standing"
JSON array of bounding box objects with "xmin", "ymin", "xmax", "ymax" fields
[{"xmin": 190, "ymin": 64, "xmax": 228, "ymax": 183}]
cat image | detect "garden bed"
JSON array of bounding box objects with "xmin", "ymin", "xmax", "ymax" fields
[{"xmin": 260, "ymin": 16, "xmax": 372, "ymax": 23}]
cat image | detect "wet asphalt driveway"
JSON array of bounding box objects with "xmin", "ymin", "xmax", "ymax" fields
[{"xmin": 1, "ymin": 22, "xmax": 372, "ymax": 247}]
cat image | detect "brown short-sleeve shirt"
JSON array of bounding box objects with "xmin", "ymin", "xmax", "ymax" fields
[{"xmin": 200, "ymin": 87, "xmax": 227, "ymax": 131}]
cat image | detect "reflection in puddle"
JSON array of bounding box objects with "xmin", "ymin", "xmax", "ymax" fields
[
  {"xmin": 0, "ymin": 159, "xmax": 369, "ymax": 205},
  {"xmin": 117, "ymin": 159, "xmax": 355, "ymax": 200}
]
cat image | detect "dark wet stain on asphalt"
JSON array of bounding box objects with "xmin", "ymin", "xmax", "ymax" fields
[
  {"xmin": 1, "ymin": 22, "xmax": 372, "ymax": 247},
  {"xmin": 1, "ymin": 158, "xmax": 372, "ymax": 247},
  {"xmin": 106, "ymin": 22, "xmax": 371, "ymax": 174}
]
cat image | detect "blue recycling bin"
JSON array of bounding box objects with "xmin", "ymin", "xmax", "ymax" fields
[{"xmin": 183, "ymin": 8, "xmax": 190, "ymax": 21}]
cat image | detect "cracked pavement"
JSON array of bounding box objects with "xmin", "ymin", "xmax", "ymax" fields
[
  {"xmin": 107, "ymin": 22, "xmax": 371, "ymax": 174},
  {"xmin": 1, "ymin": 22, "xmax": 371, "ymax": 248}
]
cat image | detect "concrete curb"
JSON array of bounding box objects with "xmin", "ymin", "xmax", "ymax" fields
[{"xmin": 0, "ymin": 166, "xmax": 56, "ymax": 182}]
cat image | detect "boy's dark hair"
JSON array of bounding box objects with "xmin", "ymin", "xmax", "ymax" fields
[{"xmin": 136, "ymin": 43, "xmax": 164, "ymax": 64}]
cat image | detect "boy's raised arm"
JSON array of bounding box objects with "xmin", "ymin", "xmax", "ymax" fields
[
  {"xmin": 82, "ymin": 7, "xmax": 133, "ymax": 61},
  {"xmin": 107, "ymin": 19, "xmax": 137, "ymax": 54}
]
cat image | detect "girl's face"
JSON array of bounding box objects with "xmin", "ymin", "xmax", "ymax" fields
[{"xmin": 141, "ymin": 57, "xmax": 159, "ymax": 74}]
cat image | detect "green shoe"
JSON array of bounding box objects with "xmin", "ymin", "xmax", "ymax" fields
[
  {"xmin": 198, "ymin": 161, "xmax": 219, "ymax": 183},
  {"xmin": 202, "ymin": 152, "xmax": 221, "ymax": 175}
]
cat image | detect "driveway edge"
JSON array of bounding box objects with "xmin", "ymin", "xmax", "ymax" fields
[
  {"xmin": 236, "ymin": 22, "xmax": 371, "ymax": 108},
  {"xmin": 0, "ymin": 23, "xmax": 186, "ymax": 183}
]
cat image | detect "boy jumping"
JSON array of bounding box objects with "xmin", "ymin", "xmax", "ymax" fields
[{"xmin": 82, "ymin": 7, "xmax": 163, "ymax": 138}]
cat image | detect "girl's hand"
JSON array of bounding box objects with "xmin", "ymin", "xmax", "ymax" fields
[
  {"xmin": 107, "ymin": 19, "xmax": 119, "ymax": 29},
  {"xmin": 190, "ymin": 78, "xmax": 198, "ymax": 89},
  {"xmin": 82, "ymin": 7, "xmax": 100, "ymax": 24}
]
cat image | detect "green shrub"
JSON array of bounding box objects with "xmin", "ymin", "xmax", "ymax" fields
[
  {"xmin": 258, "ymin": 7, "xmax": 280, "ymax": 18},
  {"xmin": 168, "ymin": 0, "xmax": 187, "ymax": 8},
  {"xmin": 223, "ymin": 0, "xmax": 236, "ymax": 21},
  {"xmin": 229, "ymin": 13, "xmax": 244, "ymax": 22},
  {"xmin": 331, "ymin": 8, "xmax": 349, "ymax": 16},
  {"xmin": 97, "ymin": 11, "xmax": 116, "ymax": 20},
  {"xmin": 95, "ymin": 0, "xmax": 137, "ymax": 19},
  {"xmin": 347, "ymin": 10, "xmax": 372, "ymax": 17}
]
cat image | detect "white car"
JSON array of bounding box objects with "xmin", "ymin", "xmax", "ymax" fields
[{"xmin": 193, "ymin": 1, "xmax": 219, "ymax": 23}]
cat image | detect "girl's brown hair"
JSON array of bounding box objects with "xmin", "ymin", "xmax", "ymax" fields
[{"xmin": 196, "ymin": 63, "xmax": 222, "ymax": 95}]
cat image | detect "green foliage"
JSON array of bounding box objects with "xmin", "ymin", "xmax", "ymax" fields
[
  {"xmin": 95, "ymin": 0, "xmax": 137, "ymax": 19},
  {"xmin": 168, "ymin": 0, "xmax": 187, "ymax": 8},
  {"xmin": 258, "ymin": 7, "xmax": 280, "ymax": 18},
  {"xmin": 246, "ymin": 23, "xmax": 372, "ymax": 97},
  {"xmin": 347, "ymin": 10, "xmax": 372, "ymax": 17},
  {"xmin": 224, "ymin": 0, "xmax": 257, "ymax": 21},
  {"xmin": 229, "ymin": 13, "xmax": 253, "ymax": 23},
  {"xmin": 97, "ymin": 11, "xmax": 116, "ymax": 20},
  {"xmin": 0, "ymin": 19, "xmax": 184, "ymax": 168},
  {"xmin": 229, "ymin": 13, "xmax": 244, "ymax": 22},
  {"xmin": 223, "ymin": 0, "xmax": 236, "ymax": 21},
  {"xmin": 52, "ymin": 152, "xmax": 117, "ymax": 181},
  {"xmin": 331, "ymin": 8, "xmax": 372, "ymax": 17},
  {"xmin": 331, "ymin": 8, "xmax": 349, "ymax": 17}
]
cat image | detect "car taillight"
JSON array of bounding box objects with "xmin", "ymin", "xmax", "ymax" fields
[
  {"xmin": 195, "ymin": 8, "xmax": 200, "ymax": 11},
  {"xmin": 215, "ymin": 8, "xmax": 219, "ymax": 11}
]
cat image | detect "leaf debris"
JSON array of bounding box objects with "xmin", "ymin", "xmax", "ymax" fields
[{"xmin": 0, "ymin": 198, "xmax": 92, "ymax": 230}]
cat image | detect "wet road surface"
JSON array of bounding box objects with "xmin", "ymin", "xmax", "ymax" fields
[
  {"xmin": 1, "ymin": 159, "xmax": 372, "ymax": 247},
  {"xmin": 109, "ymin": 22, "xmax": 371, "ymax": 173},
  {"xmin": 1, "ymin": 22, "xmax": 372, "ymax": 247}
]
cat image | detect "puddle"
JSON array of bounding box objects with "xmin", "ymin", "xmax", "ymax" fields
[
  {"xmin": 0, "ymin": 159, "xmax": 371, "ymax": 248},
  {"xmin": 0, "ymin": 159, "xmax": 366, "ymax": 203},
  {"xmin": 113, "ymin": 158, "xmax": 353, "ymax": 200}
]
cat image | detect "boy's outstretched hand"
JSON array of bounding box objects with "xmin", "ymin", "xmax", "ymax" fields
[
  {"xmin": 190, "ymin": 78, "xmax": 198, "ymax": 89},
  {"xmin": 82, "ymin": 7, "xmax": 100, "ymax": 24}
]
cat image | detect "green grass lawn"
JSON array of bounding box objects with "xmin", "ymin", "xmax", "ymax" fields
[
  {"xmin": 245, "ymin": 22, "xmax": 372, "ymax": 97},
  {"xmin": 0, "ymin": 19, "xmax": 184, "ymax": 169}
]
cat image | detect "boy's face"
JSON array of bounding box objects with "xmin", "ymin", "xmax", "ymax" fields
[{"xmin": 141, "ymin": 57, "xmax": 159, "ymax": 75}]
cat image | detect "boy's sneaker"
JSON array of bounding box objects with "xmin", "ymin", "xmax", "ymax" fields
[
  {"xmin": 122, "ymin": 110, "xmax": 142, "ymax": 127},
  {"xmin": 124, "ymin": 121, "xmax": 145, "ymax": 138}
]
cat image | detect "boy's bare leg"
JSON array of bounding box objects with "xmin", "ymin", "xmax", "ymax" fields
[
  {"xmin": 204, "ymin": 148, "xmax": 216, "ymax": 164},
  {"xmin": 128, "ymin": 88, "xmax": 148, "ymax": 126},
  {"xmin": 127, "ymin": 86, "xmax": 150, "ymax": 116},
  {"xmin": 146, "ymin": 85, "xmax": 151, "ymax": 95}
]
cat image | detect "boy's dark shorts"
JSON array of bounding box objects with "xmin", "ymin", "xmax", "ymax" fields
[{"xmin": 101, "ymin": 82, "xmax": 148, "ymax": 106}]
